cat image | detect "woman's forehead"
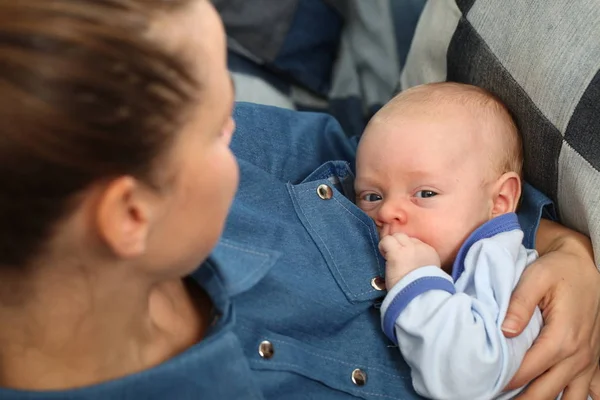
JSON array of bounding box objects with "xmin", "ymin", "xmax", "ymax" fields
[{"xmin": 146, "ymin": 0, "xmax": 225, "ymax": 80}]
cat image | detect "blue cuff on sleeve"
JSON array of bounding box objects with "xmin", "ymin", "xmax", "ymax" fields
[
  {"xmin": 518, "ymin": 182, "xmax": 556, "ymax": 250},
  {"xmin": 382, "ymin": 277, "xmax": 456, "ymax": 344}
]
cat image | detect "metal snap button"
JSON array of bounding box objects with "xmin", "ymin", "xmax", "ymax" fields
[
  {"xmin": 258, "ymin": 340, "xmax": 274, "ymax": 359},
  {"xmin": 351, "ymin": 368, "xmax": 367, "ymax": 386},
  {"xmin": 370, "ymin": 276, "xmax": 386, "ymax": 291},
  {"xmin": 316, "ymin": 184, "xmax": 333, "ymax": 200}
]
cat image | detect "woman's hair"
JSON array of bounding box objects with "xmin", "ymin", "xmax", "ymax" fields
[{"xmin": 0, "ymin": 0, "xmax": 198, "ymax": 267}]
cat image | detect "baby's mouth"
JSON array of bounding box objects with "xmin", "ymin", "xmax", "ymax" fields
[{"xmin": 378, "ymin": 224, "xmax": 391, "ymax": 239}]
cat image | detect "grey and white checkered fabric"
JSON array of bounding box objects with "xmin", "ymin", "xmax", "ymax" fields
[{"xmin": 403, "ymin": 0, "xmax": 600, "ymax": 266}]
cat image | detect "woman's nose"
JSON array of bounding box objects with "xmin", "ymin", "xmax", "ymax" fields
[{"xmin": 223, "ymin": 117, "xmax": 236, "ymax": 142}]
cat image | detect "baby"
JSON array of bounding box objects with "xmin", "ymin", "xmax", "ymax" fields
[{"xmin": 355, "ymin": 82, "xmax": 543, "ymax": 400}]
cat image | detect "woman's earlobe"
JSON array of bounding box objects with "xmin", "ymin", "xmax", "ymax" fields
[
  {"xmin": 491, "ymin": 172, "xmax": 522, "ymax": 217},
  {"xmin": 96, "ymin": 176, "xmax": 152, "ymax": 258}
]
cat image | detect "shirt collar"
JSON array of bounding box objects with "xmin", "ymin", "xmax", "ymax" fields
[
  {"xmin": 451, "ymin": 213, "xmax": 521, "ymax": 281},
  {"xmin": 204, "ymin": 238, "xmax": 281, "ymax": 298}
]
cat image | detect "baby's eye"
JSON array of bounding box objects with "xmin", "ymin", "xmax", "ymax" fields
[
  {"xmin": 414, "ymin": 190, "xmax": 438, "ymax": 199},
  {"xmin": 361, "ymin": 193, "xmax": 382, "ymax": 202}
]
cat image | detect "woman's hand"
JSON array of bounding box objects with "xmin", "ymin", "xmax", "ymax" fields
[{"xmin": 502, "ymin": 219, "xmax": 600, "ymax": 399}]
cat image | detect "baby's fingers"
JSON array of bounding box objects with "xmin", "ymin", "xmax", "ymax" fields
[
  {"xmin": 390, "ymin": 232, "xmax": 411, "ymax": 245},
  {"xmin": 378, "ymin": 235, "xmax": 394, "ymax": 258},
  {"xmin": 378, "ymin": 233, "xmax": 409, "ymax": 258}
]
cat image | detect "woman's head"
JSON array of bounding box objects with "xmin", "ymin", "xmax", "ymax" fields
[{"xmin": 0, "ymin": 0, "xmax": 237, "ymax": 276}]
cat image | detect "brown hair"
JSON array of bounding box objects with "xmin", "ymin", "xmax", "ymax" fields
[
  {"xmin": 0, "ymin": 0, "xmax": 198, "ymax": 267},
  {"xmin": 380, "ymin": 82, "xmax": 523, "ymax": 179}
]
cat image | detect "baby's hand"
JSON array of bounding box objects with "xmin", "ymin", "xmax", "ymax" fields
[{"xmin": 379, "ymin": 233, "xmax": 441, "ymax": 289}]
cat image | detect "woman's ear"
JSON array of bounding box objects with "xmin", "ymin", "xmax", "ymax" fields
[
  {"xmin": 95, "ymin": 176, "xmax": 154, "ymax": 258},
  {"xmin": 491, "ymin": 172, "xmax": 522, "ymax": 218}
]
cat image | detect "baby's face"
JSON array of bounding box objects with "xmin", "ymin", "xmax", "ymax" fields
[{"xmin": 355, "ymin": 105, "xmax": 497, "ymax": 269}]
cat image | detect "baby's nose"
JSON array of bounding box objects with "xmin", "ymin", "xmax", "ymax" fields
[{"xmin": 377, "ymin": 200, "xmax": 408, "ymax": 224}]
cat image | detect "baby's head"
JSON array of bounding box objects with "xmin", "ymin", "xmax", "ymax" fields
[{"xmin": 355, "ymin": 82, "xmax": 522, "ymax": 270}]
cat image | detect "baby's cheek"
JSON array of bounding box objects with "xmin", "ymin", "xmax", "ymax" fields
[{"xmin": 423, "ymin": 228, "xmax": 461, "ymax": 270}]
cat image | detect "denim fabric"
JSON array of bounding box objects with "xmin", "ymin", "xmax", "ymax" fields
[
  {"xmin": 226, "ymin": 162, "xmax": 421, "ymax": 399},
  {"xmin": 518, "ymin": 181, "xmax": 556, "ymax": 250},
  {"xmin": 1, "ymin": 103, "xmax": 551, "ymax": 399},
  {"xmin": 229, "ymin": 102, "xmax": 358, "ymax": 181},
  {"xmin": 272, "ymin": 0, "xmax": 342, "ymax": 95}
]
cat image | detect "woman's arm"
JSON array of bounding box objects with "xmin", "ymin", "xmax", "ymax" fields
[
  {"xmin": 535, "ymin": 218, "xmax": 594, "ymax": 257},
  {"xmin": 503, "ymin": 219, "xmax": 600, "ymax": 399}
]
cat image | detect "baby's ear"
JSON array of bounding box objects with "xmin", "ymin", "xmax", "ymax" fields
[{"xmin": 491, "ymin": 172, "xmax": 522, "ymax": 217}]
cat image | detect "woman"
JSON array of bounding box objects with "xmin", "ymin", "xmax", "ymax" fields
[
  {"xmin": 0, "ymin": 0, "xmax": 597, "ymax": 399},
  {"xmin": 0, "ymin": 0, "xmax": 240, "ymax": 395}
]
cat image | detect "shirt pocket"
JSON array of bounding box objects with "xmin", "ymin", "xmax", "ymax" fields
[
  {"xmin": 287, "ymin": 176, "xmax": 386, "ymax": 304},
  {"xmin": 237, "ymin": 321, "xmax": 423, "ymax": 400}
]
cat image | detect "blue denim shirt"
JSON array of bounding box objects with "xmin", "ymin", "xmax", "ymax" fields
[{"xmin": 0, "ymin": 103, "xmax": 553, "ymax": 399}]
